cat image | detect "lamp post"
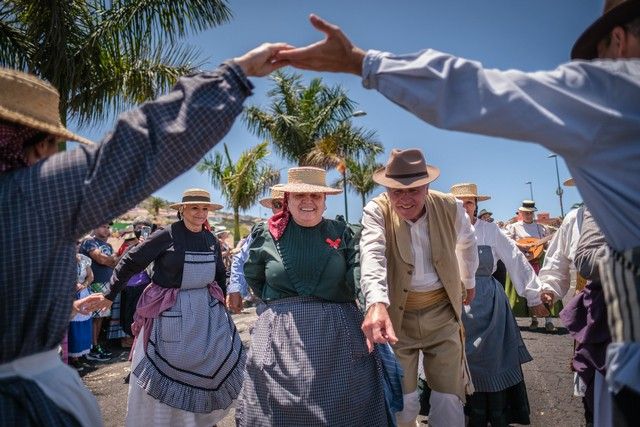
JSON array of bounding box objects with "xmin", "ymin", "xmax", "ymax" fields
[
  {"xmin": 525, "ymin": 181, "xmax": 534, "ymax": 201},
  {"xmin": 338, "ymin": 110, "xmax": 367, "ymax": 223},
  {"xmin": 547, "ymin": 154, "xmax": 565, "ymax": 217}
]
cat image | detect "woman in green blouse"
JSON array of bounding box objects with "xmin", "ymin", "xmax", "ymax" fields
[{"xmin": 237, "ymin": 167, "xmax": 388, "ymax": 426}]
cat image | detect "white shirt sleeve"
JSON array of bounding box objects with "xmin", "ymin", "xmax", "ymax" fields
[
  {"xmin": 454, "ymin": 202, "xmax": 478, "ymax": 290},
  {"xmin": 537, "ymin": 212, "xmax": 578, "ymax": 299},
  {"xmin": 490, "ymin": 222, "xmax": 547, "ymax": 306},
  {"xmin": 359, "ymin": 200, "xmax": 390, "ymax": 310}
]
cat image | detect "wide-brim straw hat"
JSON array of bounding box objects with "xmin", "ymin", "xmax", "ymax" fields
[
  {"xmin": 563, "ymin": 177, "xmax": 575, "ymax": 187},
  {"xmin": 373, "ymin": 148, "xmax": 440, "ymax": 189},
  {"xmin": 278, "ymin": 167, "xmax": 342, "ymax": 194},
  {"xmin": 518, "ymin": 200, "xmax": 538, "ymax": 212},
  {"xmin": 449, "ymin": 183, "xmax": 491, "ymax": 201},
  {"xmin": 571, "ymin": 0, "xmax": 640, "ymax": 60},
  {"xmin": 169, "ymin": 188, "xmax": 223, "ymax": 210},
  {"xmin": 259, "ymin": 184, "xmax": 286, "ymax": 208},
  {"xmin": 0, "ymin": 68, "xmax": 93, "ymax": 145}
]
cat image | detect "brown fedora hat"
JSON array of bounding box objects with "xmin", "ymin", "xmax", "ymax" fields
[
  {"xmin": 571, "ymin": 0, "xmax": 640, "ymax": 60},
  {"xmin": 169, "ymin": 188, "xmax": 223, "ymax": 211},
  {"xmin": 373, "ymin": 149, "xmax": 440, "ymax": 189},
  {"xmin": 450, "ymin": 183, "xmax": 491, "ymax": 201},
  {"xmin": 259, "ymin": 184, "xmax": 286, "ymax": 208},
  {"xmin": 0, "ymin": 68, "xmax": 93, "ymax": 145}
]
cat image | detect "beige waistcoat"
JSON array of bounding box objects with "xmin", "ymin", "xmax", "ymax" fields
[{"xmin": 372, "ymin": 190, "xmax": 466, "ymax": 332}]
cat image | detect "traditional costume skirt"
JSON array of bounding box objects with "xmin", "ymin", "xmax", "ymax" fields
[
  {"xmin": 237, "ymin": 296, "xmax": 388, "ymax": 426},
  {"xmin": 504, "ymin": 256, "xmax": 563, "ymax": 317},
  {"xmin": 106, "ymin": 293, "xmax": 128, "ymax": 340},
  {"xmin": 69, "ymin": 288, "xmax": 92, "ymax": 358},
  {"xmin": 462, "ymin": 245, "xmax": 532, "ymax": 425},
  {"xmin": 126, "ymin": 286, "xmax": 245, "ymax": 426}
]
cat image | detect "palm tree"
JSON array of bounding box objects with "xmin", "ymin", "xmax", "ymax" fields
[
  {"xmin": 0, "ymin": 1, "xmax": 231, "ymax": 131},
  {"xmin": 244, "ymin": 71, "xmax": 360, "ymax": 166},
  {"xmin": 197, "ymin": 142, "xmax": 279, "ymax": 241},
  {"xmin": 147, "ymin": 196, "xmax": 168, "ymax": 217},
  {"xmin": 245, "ymin": 71, "xmax": 382, "ymax": 221},
  {"xmin": 333, "ymin": 156, "xmax": 383, "ymax": 209}
]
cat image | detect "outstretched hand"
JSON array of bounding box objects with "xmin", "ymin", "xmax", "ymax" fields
[
  {"xmin": 275, "ymin": 14, "xmax": 365, "ymax": 75},
  {"xmin": 361, "ymin": 303, "xmax": 399, "ymax": 352},
  {"xmin": 234, "ymin": 43, "xmax": 294, "ymax": 77}
]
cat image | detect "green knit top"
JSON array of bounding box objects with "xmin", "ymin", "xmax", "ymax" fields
[{"xmin": 243, "ymin": 218, "xmax": 360, "ymax": 302}]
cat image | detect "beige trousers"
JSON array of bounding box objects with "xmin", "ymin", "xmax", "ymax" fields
[{"xmin": 393, "ymin": 300, "xmax": 472, "ymax": 401}]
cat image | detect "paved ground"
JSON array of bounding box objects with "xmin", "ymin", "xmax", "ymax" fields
[{"xmin": 83, "ymin": 306, "xmax": 585, "ymax": 426}]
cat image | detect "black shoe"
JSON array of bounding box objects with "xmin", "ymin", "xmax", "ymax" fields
[
  {"xmin": 95, "ymin": 345, "xmax": 113, "ymax": 358},
  {"xmin": 86, "ymin": 348, "xmax": 110, "ymax": 362}
]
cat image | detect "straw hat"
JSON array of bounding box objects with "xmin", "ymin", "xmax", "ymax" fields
[
  {"xmin": 278, "ymin": 167, "xmax": 342, "ymax": 194},
  {"xmin": 0, "ymin": 68, "xmax": 92, "ymax": 145},
  {"xmin": 449, "ymin": 183, "xmax": 491, "ymax": 201},
  {"xmin": 518, "ymin": 200, "xmax": 538, "ymax": 212},
  {"xmin": 373, "ymin": 149, "xmax": 440, "ymax": 189},
  {"xmin": 169, "ymin": 188, "xmax": 223, "ymax": 210},
  {"xmin": 259, "ymin": 184, "xmax": 286, "ymax": 208},
  {"xmin": 563, "ymin": 177, "xmax": 575, "ymax": 187},
  {"xmin": 571, "ymin": 0, "xmax": 640, "ymax": 60}
]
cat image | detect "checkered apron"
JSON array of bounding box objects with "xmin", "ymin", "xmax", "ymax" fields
[
  {"xmin": 238, "ymin": 296, "xmax": 388, "ymax": 426},
  {"xmin": 133, "ymin": 243, "xmax": 245, "ymax": 413}
]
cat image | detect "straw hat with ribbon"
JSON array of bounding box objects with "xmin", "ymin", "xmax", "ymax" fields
[
  {"xmin": 169, "ymin": 188, "xmax": 223, "ymax": 211},
  {"xmin": 449, "ymin": 183, "xmax": 491, "ymax": 201},
  {"xmin": 571, "ymin": 0, "xmax": 640, "ymax": 60},
  {"xmin": 373, "ymin": 149, "xmax": 440, "ymax": 189},
  {"xmin": 518, "ymin": 200, "xmax": 538, "ymax": 212},
  {"xmin": 259, "ymin": 184, "xmax": 286, "ymax": 208},
  {"xmin": 277, "ymin": 167, "xmax": 342, "ymax": 194},
  {"xmin": 0, "ymin": 68, "xmax": 92, "ymax": 145}
]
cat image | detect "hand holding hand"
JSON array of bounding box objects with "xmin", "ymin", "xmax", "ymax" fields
[
  {"xmin": 540, "ymin": 291, "xmax": 555, "ymax": 306},
  {"xmin": 226, "ymin": 292, "xmax": 243, "ymax": 314},
  {"xmin": 463, "ymin": 288, "xmax": 475, "ymax": 305},
  {"xmin": 275, "ymin": 14, "xmax": 365, "ymax": 75},
  {"xmin": 361, "ymin": 303, "xmax": 398, "ymax": 352},
  {"xmin": 73, "ymin": 293, "xmax": 111, "ymax": 315},
  {"xmin": 234, "ymin": 43, "xmax": 294, "ymax": 77}
]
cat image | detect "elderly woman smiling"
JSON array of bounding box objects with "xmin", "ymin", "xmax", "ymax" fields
[{"xmin": 237, "ymin": 167, "xmax": 388, "ymax": 426}]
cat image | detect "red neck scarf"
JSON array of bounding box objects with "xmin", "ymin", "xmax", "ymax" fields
[{"xmin": 268, "ymin": 193, "xmax": 290, "ymax": 241}]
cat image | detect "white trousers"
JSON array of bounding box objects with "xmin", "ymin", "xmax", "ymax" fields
[{"xmin": 396, "ymin": 389, "xmax": 464, "ymax": 427}]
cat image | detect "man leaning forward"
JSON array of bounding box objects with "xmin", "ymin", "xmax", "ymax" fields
[{"xmin": 360, "ymin": 148, "xmax": 478, "ymax": 427}]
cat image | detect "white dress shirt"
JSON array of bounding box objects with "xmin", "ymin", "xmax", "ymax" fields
[
  {"xmin": 362, "ymin": 49, "xmax": 640, "ymax": 251},
  {"xmin": 360, "ymin": 195, "xmax": 478, "ymax": 308},
  {"xmin": 505, "ymin": 221, "xmax": 549, "ymax": 241}
]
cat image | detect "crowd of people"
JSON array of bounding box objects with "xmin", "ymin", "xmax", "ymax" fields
[{"xmin": 1, "ymin": 1, "xmax": 638, "ymax": 426}]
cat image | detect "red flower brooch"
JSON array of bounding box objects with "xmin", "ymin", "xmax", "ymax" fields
[{"xmin": 325, "ymin": 238, "xmax": 341, "ymax": 249}]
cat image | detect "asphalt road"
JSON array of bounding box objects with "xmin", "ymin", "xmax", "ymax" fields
[{"xmin": 83, "ymin": 306, "xmax": 585, "ymax": 426}]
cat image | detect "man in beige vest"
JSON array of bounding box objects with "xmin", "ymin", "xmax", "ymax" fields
[{"xmin": 360, "ymin": 149, "xmax": 478, "ymax": 427}]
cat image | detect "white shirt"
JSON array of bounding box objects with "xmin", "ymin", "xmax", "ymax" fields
[
  {"xmin": 505, "ymin": 221, "xmax": 549, "ymax": 241},
  {"xmin": 360, "ymin": 195, "xmax": 478, "ymax": 309},
  {"xmin": 473, "ymin": 219, "xmax": 549, "ymax": 307},
  {"xmin": 362, "ymin": 49, "xmax": 640, "ymax": 251},
  {"xmin": 538, "ymin": 208, "xmax": 583, "ymax": 300}
]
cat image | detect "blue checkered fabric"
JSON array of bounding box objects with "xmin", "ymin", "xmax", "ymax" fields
[{"xmin": 0, "ymin": 62, "xmax": 253, "ymax": 364}]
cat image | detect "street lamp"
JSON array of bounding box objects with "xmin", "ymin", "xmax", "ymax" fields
[
  {"xmin": 338, "ymin": 110, "xmax": 367, "ymax": 223},
  {"xmin": 525, "ymin": 181, "xmax": 534, "ymax": 201},
  {"xmin": 547, "ymin": 154, "xmax": 565, "ymax": 217}
]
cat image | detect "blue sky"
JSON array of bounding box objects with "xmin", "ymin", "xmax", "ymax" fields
[{"xmin": 72, "ymin": 0, "xmax": 602, "ymax": 223}]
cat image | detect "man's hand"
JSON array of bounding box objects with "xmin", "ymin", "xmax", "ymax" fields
[
  {"xmin": 275, "ymin": 14, "xmax": 365, "ymax": 75},
  {"xmin": 529, "ymin": 303, "xmax": 550, "ymax": 317},
  {"xmin": 226, "ymin": 292, "xmax": 243, "ymax": 314},
  {"xmin": 234, "ymin": 43, "xmax": 294, "ymax": 77},
  {"xmin": 73, "ymin": 293, "xmax": 111, "ymax": 315},
  {"xmin": 463, "ymin": 287, "xmax": 475, "ymax": 305},
  {"xmin": 361, "ymin": 302, "xmax": 398, "ymax": 352},
  {"xmin": 540, "ymin": 291, "xmax": 555, "ymax": 306}
]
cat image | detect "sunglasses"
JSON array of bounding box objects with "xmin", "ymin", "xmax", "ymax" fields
[{"xmin": 272, "ymin": 201, "xmax": 283, "ymax": 209}]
